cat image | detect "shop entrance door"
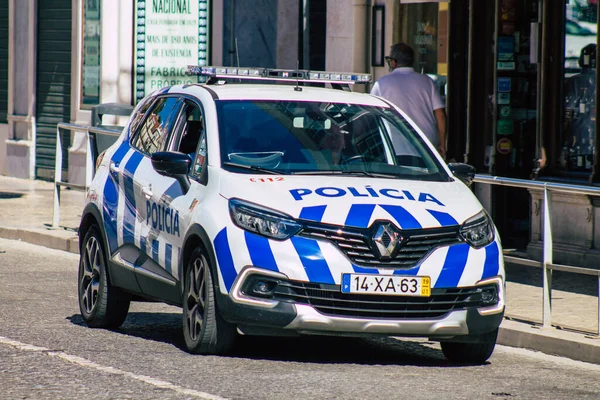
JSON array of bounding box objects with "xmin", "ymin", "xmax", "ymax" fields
[
  {"xmin": 35, "ymin": 0, "xmax": 72, "ymax": 180},
  {"xmin": 491, "ymin": 0, "xmax": 541, "ymax": 249}
]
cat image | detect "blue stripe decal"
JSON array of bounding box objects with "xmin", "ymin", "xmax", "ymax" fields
[
  {"xmin": 299, "ymin": 205, "xmax": 327, "ymax": 222},
  {"xmin": 101, "ymin": 142, "xmax": 131, "ymax": 254},
  {"xmin": 214, "ymin": 228, "xmax": 237, "ymax": 292},
  {"xmin": 482, "ymin": 241, "xmax": 500, "ymax": 279},
  {"xmin": 393, "ymin": 266, "xmax": 420, "ymax": 276},
  {"xmin": 152, "ymin": 240, "xmax": 159, "ymax": 263},
  {"xmin": 380, "ymin": 205, "xmax": 421, "ymax": 229},
  {"xmin": 140, "ymin": 235, "xmax": 147, "ymax": 263},
  {"xmin": 291, "ymin": 237, "xmax": 335, "ymax": 284},
  {"xmin": 112, "ymin": 141, "xmax": 131, "ymax": 164},
  {"xmin": 345, "ymin": 204, "xmax": 376, "ymax": 228},
  {"xmin": 427, "ymin": 209, "xmax": 458, "ymax": 226},
  {"xmin": 165, "ymin": 243, "xmax": 172, "ymax": 274},
  {"xmin": 244, "ymin": 232, "xmax": 279, "ymax": 272},
  {"xmin": 164, "ymin": 181, "xmax": 184, "ymax": 201},
  {"xmin": 352, "ymin": 264, "xmax": 376, "ymax": 274},
  {"xmin": 434, "ymin": 243, "xmax": 470, "ymax": 288},
  {"xmin": 102, "ymin": 177, "xmax": 119, "ymax": 254},
  {"xmin": 122, "ymin": 151, "xmax": 144, "ymax": 245}
]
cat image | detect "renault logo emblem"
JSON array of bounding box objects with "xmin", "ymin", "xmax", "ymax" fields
[{"xmin": 372, "ymin": 223, "xmax": 402, "ymax": 259}]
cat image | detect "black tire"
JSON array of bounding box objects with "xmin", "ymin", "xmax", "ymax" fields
[
  {"xmin": 78, "ymin": 225, "xmax": 130, "ymax": 328},
  {"xmin": 182, "ymin": 248, "xmax": 236, "ymax": 355},
  {"xmin": 440, "ymin": 329, "xmax": 498, "ymax": 364}
]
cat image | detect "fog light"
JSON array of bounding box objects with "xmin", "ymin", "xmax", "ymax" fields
[
  {"xmin": 466, "ymin": 287, "xmax": 498, "ymax": 306},
  {"xmin": 481, "ymin": 289, "xmax": 495, "ymax": 304},
  {"xmin": 251, "ymin": 279, "xmax": 277, "ymax": 297}
]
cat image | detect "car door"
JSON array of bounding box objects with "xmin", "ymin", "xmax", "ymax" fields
[
  {"xmin": 141, "ymin": 98, "xmax": 211, "ymax": 299},
  {"xmin": 122, "ymin": 95, "xmax": 183, "ymax": 303}
]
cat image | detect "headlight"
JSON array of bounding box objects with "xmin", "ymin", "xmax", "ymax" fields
[
  {"xmin": 460, "ymin": 210, "xmax": 495, "ymax": 248},
  {"xmin": 229, "ymin": 199, "xmax": 302, "ymax": 240}
]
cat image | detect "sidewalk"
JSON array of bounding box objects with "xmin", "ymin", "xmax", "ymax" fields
[{"xmin": 1, "ymin": 175, "xmax": 600, "ymax": 364}]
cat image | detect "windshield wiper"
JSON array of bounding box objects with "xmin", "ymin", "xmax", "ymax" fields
[
  {"xmin": 292, "ymin": 170, "xmax": 396, "ymax": 179},
  {"xmin": 222, "ymin": 162, "xmax": 281, "ymax": 175}
]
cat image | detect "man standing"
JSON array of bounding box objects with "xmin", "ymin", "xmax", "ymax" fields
[{"xmin": 371, "ymin": 43, "xmax": 447, "ymax": 159}]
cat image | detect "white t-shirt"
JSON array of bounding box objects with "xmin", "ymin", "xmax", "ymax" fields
[{"xmin": 370, "ymin": 67, "xmax": 445, "ymax": 147}]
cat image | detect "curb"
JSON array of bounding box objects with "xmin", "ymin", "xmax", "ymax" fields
[
  {"xmin": 498, "ymin": 319, "xmax": 600, "ymax": 364},
  {"xmin": 0, "ymin": 227, "xmax": 79, "ymax": 254}
]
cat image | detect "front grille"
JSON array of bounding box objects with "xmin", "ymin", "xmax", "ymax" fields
[
  {"xmin": 273, "ymin": 281, "xmax": 496, "ymax": 319},
  {"xmin": 300, "ymin": 222, "xmax": 461, "ymax": 268}
]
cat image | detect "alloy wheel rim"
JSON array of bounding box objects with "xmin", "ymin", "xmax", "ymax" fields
[
  {"xmin": 186, "ymin": 257, "xmax": 207, "ymax": 341},
  {"xmin": 80, "ymin": 236, "xmax": 101, "ymax": 314}
]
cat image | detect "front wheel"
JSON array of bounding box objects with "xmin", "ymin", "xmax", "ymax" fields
[
  {"xmin": 78, "ymin": 225, "xmax": 130, "ymax": 328},
  {"xmin": 182, "ymin": 248, "xmax": 236, "ymax": 354},
  {"xmin": 440, "ymin": 329, "xmax": 498, "ymax": 364}
]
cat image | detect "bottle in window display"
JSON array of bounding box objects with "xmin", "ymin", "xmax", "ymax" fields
[
  {"xmin": 578, "ymin": 139, "xmax": 586, "ymax": 169},
  {"xmin": 586, "ymin": 139, "xmax": 595, "ymax": 170},
  {"xmin": 563, "ymin": 44, "xmax": 596, "ymax": 172},
  {"xmin": 569, "ymin": 136, "xmax": 578, "ymax": 170}
]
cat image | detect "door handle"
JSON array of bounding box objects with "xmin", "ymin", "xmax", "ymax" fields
[
  {"xmin": 109, "ymin": 161, "xmax": 120, "ymax": 174},
  {"xmin": 142, "ymin": 186, "xmax": 153, "ymax": 199}
]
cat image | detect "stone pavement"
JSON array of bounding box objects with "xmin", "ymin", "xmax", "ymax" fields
[{"xmin": 1, "ymin": 175, "xmax": 600, "ymax": 364}]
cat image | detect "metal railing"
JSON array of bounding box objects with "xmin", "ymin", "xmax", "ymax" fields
[
  {"xmin": 52, "ymin": 123, "xmax": 121, "ymax": 228},
  {"xmin": 474, "ymin": 174, "xmax": 600, "ymax": 335}
]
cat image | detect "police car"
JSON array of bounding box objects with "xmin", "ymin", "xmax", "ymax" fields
[{"xmin": 78, "ymin": 66, "xmax": 504, "ymax": 364}]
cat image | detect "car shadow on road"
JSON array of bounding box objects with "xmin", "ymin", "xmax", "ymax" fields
[
  {"xmin": 68, "ymin": 312, "xmax": 488, "ymax": 368},
  {"xmin": 68, "ymin": 312, "xmax": 186, "ymax": 349}
]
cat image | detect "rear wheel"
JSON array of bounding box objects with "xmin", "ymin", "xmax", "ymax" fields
[
  {"xmin": 440, "ymin": 329, "xmax": 498, "ymax": 364},
  {"xmin": 182, "ymin": 248, "xmax": 236, "ymax": 354},
  {"xmin": 78, "ymin": 225, "xmax": 130, "ymax": 328}
]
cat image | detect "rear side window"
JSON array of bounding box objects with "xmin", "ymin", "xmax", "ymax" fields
[{"xmin": 131, "ymin": 96, "xmax": 180, "ymax": 155}]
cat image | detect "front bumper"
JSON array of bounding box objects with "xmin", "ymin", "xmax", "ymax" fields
[{"xmin": 218, "ymin": 266, "xmax": 504, "ymax": 338}]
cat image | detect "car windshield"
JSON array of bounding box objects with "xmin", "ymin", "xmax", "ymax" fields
[{"xmin": 216, "ymin": 100, "xmax": 450, "ymax": 181}]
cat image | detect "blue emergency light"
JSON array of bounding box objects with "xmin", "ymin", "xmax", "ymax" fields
[{"xmin": 187, "ymin": 65, "xmax": 371, "ymax": 85}]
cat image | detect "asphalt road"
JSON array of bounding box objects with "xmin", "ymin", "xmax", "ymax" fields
[{"xmin": 1, "ymin": 237, "xmax": 600, "ymax": 400}]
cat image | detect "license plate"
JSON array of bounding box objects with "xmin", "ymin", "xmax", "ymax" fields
[{"xmin": 341, "ymin": 274, "xmax": 431, "ymax": 297}]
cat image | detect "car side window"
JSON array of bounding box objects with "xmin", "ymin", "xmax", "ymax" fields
[
  {"xmin": 128, "ymin": 97, "xmax": 153, "ymax": 135},
  {"xmin": 131, "ymin": 96, "xmax": 180, "ymax": 155},
  {"xmin": 171, "ymin": 101, "xmax": 206, "ymax": 176}
]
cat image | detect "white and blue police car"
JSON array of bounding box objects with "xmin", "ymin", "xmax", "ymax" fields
[{"xmin": 78, "ymin": 66, "xmax": 504, "ymax": 363}]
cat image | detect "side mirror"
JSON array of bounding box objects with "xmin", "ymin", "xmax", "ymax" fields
[
  {"xmin": 448, "ymin": 162, "xmax": 475, "ymax": 187},
  {"xmin": 151, "ymin": 151, "xmax": 192, "ymax": 193}
]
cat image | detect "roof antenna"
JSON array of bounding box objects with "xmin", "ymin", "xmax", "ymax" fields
[{"xmin": 294, "ymin": 60, "xmax": 302, "ymax": 91}]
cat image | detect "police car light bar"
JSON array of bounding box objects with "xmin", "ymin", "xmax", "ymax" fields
[{"xmin": 187, "ymin": 65, "xmax": 371, "ymax": 85}]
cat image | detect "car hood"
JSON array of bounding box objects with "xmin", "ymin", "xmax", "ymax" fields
[{"xmin": 219, "ymin": 173, "xmax": 483, "ymax": 229}]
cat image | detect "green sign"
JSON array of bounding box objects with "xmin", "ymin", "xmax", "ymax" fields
[
  {"xmin": 82, "ymin": 0, "xmax": 101, "ymax": 108},
  {"xmin": 134, "ymin": 0, "xmax": 210, "ymax": 103}
]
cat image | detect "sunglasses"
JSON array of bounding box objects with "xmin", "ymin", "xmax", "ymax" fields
[{"xmin": 385, "ymin": 56, "xmax": 396, "ymax": 67}]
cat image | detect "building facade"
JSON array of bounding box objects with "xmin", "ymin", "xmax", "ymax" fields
[{"xmin": 1, "ymin": 0, "xmax": 599, "ymax": 267}]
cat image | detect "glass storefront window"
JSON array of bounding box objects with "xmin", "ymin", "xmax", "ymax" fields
[
  {"xmin": 399, "ymin": 1, "xmax": 449, "ymax": 102},
  {"xmin": 561, "ymin": 0, "xmax": 597, "ymax": 173},
  {"xmin": 81, "ymin": 0, "xmax": 101, "ymax": 109}
]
